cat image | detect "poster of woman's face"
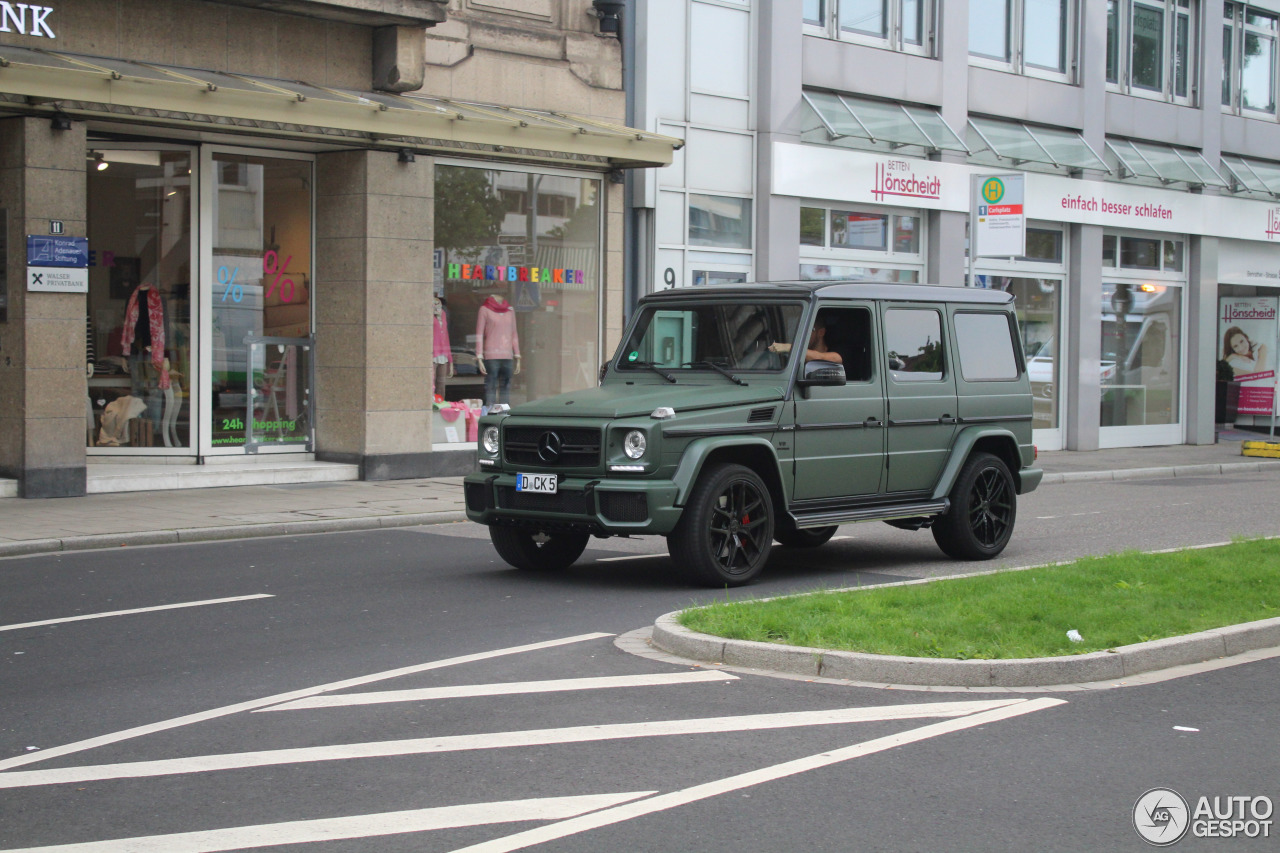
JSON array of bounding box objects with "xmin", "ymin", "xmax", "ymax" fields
[{"xmin": 1219, "ymin": 296, "xmax": 1278, "ymax": 417}]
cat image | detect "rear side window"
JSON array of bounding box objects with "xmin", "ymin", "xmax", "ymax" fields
[
  {"xmin": 954, "ymin": 312, "xmax": 1020, "ymax": 381},
  {"xmin": 884, "ymin": 308, "xmax": 945, "ymax": 382}
]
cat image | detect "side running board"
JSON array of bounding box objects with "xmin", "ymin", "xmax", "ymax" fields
[{"xmin": 788, "ymin": 499, "xmax": 950, "ymax": 530}]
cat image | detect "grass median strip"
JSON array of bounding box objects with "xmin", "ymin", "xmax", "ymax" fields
[{"xmin": 678, "ymin": 539, "xmax": 1280, "ymax": 660}]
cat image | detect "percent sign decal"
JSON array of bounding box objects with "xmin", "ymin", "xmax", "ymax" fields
[
  {"xmin": 218, "ymin": 265, "xmax": 243, "ymax": 303},
  {"xmin": 263, "ymin": 251, "xmax": 295, "ymax": 303}
]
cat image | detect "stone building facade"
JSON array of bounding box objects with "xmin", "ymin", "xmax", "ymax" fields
[{"xmin": 0, "ymin": 0, "xmax": 675, "ymax": 497}]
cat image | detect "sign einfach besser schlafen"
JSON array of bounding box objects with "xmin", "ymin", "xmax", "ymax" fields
[{"xmin": 972, "ymin": 174, "xmax": 1027, "ymax": 258}]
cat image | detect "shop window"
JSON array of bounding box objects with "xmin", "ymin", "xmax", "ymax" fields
[
  {"xmin": 801, "ymin": 264, "xmax": 920, "ymax": 282},
  {"xmin": 434, "ymin": 164, "xmax": 602, "ymax": 411},
  {"xmin": 1108, "ymin": 0, "xmax": 1197, "ymax": 104},
  {"xmin": 1021, "ymin": 228, "xmax": 1064, "ymax": 263},
  {"xmin": 884, "ymin": 308, "xmax": 945, "ymax": 381},
  {"xmin": 975, "ymin": 276, "xmax": 1062, "ymax": 431},
  {"xmin": 1101, "ymin": 281, "xmax": 1182, "ymax": 427},
  {"xmin": 1223, "ymin": 3, "xmax": 1278, "ymax": 115},
  {"xmin": 87, "ymin": 150, "xmax": 194, "ymax": 451},
  {"xmin": 689, "ymin": 194, "xmax": 752, "ymax": 249},
  {"xmin": 210, "ymin": 153, "xmax": 313, "ymax": 451},
  {"xmin": 1104, "ymin": 235, "xmax": 1185, "ymax": 272},
  {"xmin": 954, "ymin": 312, "xmax": 1020, "ymax": 381},
  {"xmin": 805, "ymin": 0, "xmax": 934, "ymax": 55},
  {"xmin": 970, "ymin": 0, "xmax": 1076, "ymax": 79},
  {"xmin": 831, "ymin": 210, "xmax": 888, "ymax": 250},
  {"xmin": 800, "ymin": 207, "xmax": 825, "ymax": 245}
]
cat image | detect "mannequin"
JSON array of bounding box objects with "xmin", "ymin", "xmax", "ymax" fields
[
  {"xmin": 475, "ymin": 293, "xmax": 521, "ymax": 408},
  {"xmin": 121, "ymin": 280, "xmax": 171, "ymax": 442},
  {"xmin": 432, "ymin": 296, "xmax": 454, "ymax": 399}
]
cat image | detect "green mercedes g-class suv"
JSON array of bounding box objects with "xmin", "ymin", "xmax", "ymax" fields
[{"xmin": 464, "ymin": 282, "xmax": 1042, "ymax": 586}]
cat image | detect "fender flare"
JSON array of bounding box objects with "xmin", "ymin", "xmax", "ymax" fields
[
  {"xmin": 671, "ymin": 436, "xmax": 786, "ymax": 506},
  {"xmin": 930, "ymin": 426, "xmax": 1022, "ymax": 500}
]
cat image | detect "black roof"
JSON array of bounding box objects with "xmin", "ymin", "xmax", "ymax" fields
[{"xmin": 639, "ymin": 281, "xmax": 1014, "ymax": 306}]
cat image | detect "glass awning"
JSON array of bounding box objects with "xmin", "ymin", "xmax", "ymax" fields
[
  {"xmin": 800, "ymin": 91, "xmax": 968, "ymax": 154},
  {"xmin": 966, "ymin": 117, "xmax": 1108, "ymax": 173},
  {"xmin": 0, "ymin": 45, "xmax": 680, "ymax": 168},
  {"xmin": 1105, "ymin": 138, "xmax": 1227, "ymax": 188},
  {"xmin": 1221, "ymin": 154, "xmax": 1280, "ymax": 197}
]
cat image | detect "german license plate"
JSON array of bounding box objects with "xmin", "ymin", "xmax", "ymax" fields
[{"xmin": 516, "ymin": 473, "xmax": 558, "ymax": 494}]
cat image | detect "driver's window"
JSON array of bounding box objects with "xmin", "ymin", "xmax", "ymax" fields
[{"xmin": 808, "ymin": 307, "xmax": 873, "ymax": 382}]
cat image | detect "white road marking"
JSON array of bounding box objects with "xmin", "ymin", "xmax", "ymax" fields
[
  {"xmin": 830, "ymin": 535, "xmax": 853, "ymax": 541},
  {"xmin": 0, "ymin": 699, "xmax": 1023, "ymax": 789},
  {"xmin": 0, "ymin": 632, "xmax": 613, "ymax": 772},
  {"xmin": 596, "ymin": 554, "xmax": 662, "ymax": 562},
  {"xmin": 0, "ymin": 595, "xmax": 275, "ymax": 633},
  {"xmin": 258, "ymin": 670, "xmax": 739, "ymax": 712},
  {"xmin": 446, "ymin": 698, "xmax": 1068, "ymax": 853},
  {"xmin": 0, "ymin": 792, "xmax": 656, "ymax": 853}
]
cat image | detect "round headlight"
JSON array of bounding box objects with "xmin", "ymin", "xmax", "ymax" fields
[
  {"xmin": 482, "ymin": 426, "xmax": 500, "ymax": 454},
  {"xmin": 623, "ymin": 429, "xmax": 647, "ymax": 459}
]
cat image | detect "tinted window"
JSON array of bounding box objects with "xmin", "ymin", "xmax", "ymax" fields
[
  {"xmin": 618, "ymin": 302, "xmax": 805, "ymax": 372},
  {"xmin": 954, "ymin": 312, "xmax": 1020, "ymax": 381},
  {"xmin": 884, "ymin": 308, "xmax": 945, "ymax": 381},
  {"xmin": 810, "ymin": 307, "xmax": 874, "ymax": 382}
]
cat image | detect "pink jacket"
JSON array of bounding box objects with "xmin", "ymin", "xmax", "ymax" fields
[
  {"xmin": 475, "ymin": 300, "xmax": 520, "ymax": 360},
  {"xmin": 433, "ymin": 312, "xmax": 452, "ymax": 361}
]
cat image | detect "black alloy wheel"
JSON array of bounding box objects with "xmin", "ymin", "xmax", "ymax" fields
[
  {"xmin": 489, "ymin": 525, "xmax": 590, "ymax": 571},
  {"xmin": 932, "ymin": 451, "xmax": 1017, "ymax": 560},
  {"xmin": 670, "ymin": 463, "xmax": 775, "ymax": 586}
]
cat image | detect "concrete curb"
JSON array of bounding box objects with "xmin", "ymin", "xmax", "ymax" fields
[
  {"xmin": 651, "ymin": 611, "xmax": 1280, "ymax": 688},
  {"xmin": 0, "ymin": 511, "xmax": 469, "ymax": 559},
  {"xmin": 1039, "ymin": 458, "xmax": 1280, "ymax": 485}
]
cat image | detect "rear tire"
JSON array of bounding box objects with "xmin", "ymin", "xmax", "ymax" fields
[
  {"xmin": 774, "ymin": 525, "xmax": 838, "ymax": 548},
  {"xmin": 490, "ymin": 526, "xmax": 590, "ymax": 571},
  {"xmin": 669, "ymin": 463, "xmax": 775, "ymax": 587},
  {"xmin": 932, "ymin": 452, "xmax": 1017, "ymax": 560}
]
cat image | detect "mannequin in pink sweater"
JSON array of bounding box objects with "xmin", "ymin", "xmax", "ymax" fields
[{"xmin": 476, "ymin": 294, "xmax": 521, "ymax": 407}]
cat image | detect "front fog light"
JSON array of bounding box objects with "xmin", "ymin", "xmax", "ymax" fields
[
  {"xmin": 482, "ymin": 426, "xmax": 500, "ymax": 454},
  {"xmin": 623, "ymin": 430, "xmax": 647, "ymax": 459}
]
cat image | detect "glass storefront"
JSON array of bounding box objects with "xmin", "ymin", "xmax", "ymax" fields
[
  {"xmin": 86, "ymin": 146, "xmax": 314, "ymax": 455},
  {"xmin": 1099, "ymin": 230, "xmax": 1185, "ymax": 445},
  {"xmin": 209, "ymin": 152, "xmax": 313, "ymax": 450},
  {"xmin": 799, "ymin": 202, "xmax": 925, "ymax": 283},
  {"xmin": 433, "ymin": 163, "xmax": 602, "ymax": 412},
  {"xmin": 87, "ymin": 149, "xmax": 194, "ymax": 451}
]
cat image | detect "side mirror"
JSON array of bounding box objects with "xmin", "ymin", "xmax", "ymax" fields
[
  {"xmin": 797, "ymin": 361, "xmax": 846, "ymax": 387},
  {"xmin": 598, "ymin": 361, "xmax": 609, "ymax": 385}
]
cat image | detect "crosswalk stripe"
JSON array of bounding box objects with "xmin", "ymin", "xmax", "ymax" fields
[
  {"xmin": 0, "ymin": 699, "xmax": 1022, "ymax": 790},
  {"xmin": 0, "ymin": 633, "xmax": 614, "ymax": 773},
  {"xmin": 258, "ymin": 670, "xmax": 739, "ymax": 712},
  {"xmin": 0, "ymin": 792, "xmax": 656, "ymax": 853},
  {"xmin": 0, "ymin": 595, "xmax": 274, "ymax": 633},
  {"xmin": 446, "ymin": 698, "xmax": 1069, "ymax": 853}
]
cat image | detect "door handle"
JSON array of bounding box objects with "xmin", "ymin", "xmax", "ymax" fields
[
  {"xmin": 939, "ymin": 414, "xmax": 959, "ymax": 425},
  {"xmin": 865, "ymin": 417, "xmax": 883, "ymax": 428}
]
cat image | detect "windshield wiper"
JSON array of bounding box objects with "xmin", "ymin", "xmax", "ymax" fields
[
  {"xmin": 684, "ymin": 360, "xmax": 748, "ymax": 386},
  {"xmin": 629, "ymin": 360, "xmax": 678, "ymax": 383}
]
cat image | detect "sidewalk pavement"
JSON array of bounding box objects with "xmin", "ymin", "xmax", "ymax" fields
[{"xmin": 2, "ymin": 438, "xmax": 1279, "ymax": 560}]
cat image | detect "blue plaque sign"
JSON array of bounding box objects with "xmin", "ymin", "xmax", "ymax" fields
[{"xmin": 26, "ymin": 235, "xmax": 89, "ymax": 268}]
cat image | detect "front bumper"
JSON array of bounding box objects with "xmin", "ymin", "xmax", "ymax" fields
[{"xmin": 463, "ymin": 471, "xmax": 683, "ymax": 535}]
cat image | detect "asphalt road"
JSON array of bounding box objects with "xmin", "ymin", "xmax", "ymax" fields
[{"xmin": 1, "ymin": 474, "xmax": 1278, "ymax": 851}]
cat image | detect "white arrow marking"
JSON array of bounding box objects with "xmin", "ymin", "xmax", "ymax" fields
[
  {"xmin": 0, "ymin": 699, "xmax": 1023, "ymax": 789},
  {"xmin": 446, "ymin": 698, "xmax": 1069, "ymax": 853},
  {"xmin": 0, "ymin": 792, "xmax": 656, "ymax": 853},
  {"xmin": 258, "ymin": 670, "xmax": 739, "ymax": 711},
  {"xmin": 0, "ymin": 632, "xmax": 614, "ymax": 772},
  {"xmin": 0, "ymin": 595, "xmax": 275, "ymax": 633}
]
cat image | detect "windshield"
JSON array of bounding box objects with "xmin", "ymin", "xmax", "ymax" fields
[{"xmin": 617, "ymin": 302, "xmax": 805, "ymax": 373}]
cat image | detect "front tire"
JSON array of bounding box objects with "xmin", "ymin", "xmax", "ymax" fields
[
  {"xmin": 932, "ymin": 452, "xmax": 1017, "ymax": 560},
  {"xmin": 490, "ymin": 525, "xmax": 590, "ymax": 571},
  {"xmin": 669, "ymin": 463, "xmax": 775, "ymax": 587}
]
